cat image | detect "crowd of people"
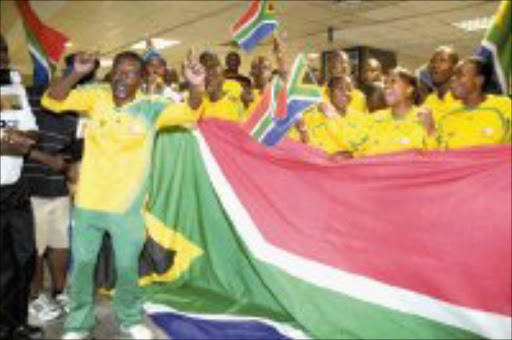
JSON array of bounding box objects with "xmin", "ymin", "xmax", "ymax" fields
[{"xmin": 1, "ymin": 24, "xmax": 511, "ymax": 340}]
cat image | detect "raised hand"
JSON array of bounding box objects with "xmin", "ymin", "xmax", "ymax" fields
[
  {"xmin": 73, "ymin": 52, "xmax": 98, "ymax": 76},
  {"xmin": 272, "ymin": 32, "xmax": 288, "ymax": 79},
  {"xmin": 183, "ymin": 49, "xmax": 205, "ymax": 87},
  {"xmin": 272, "ymin": 31, "xmax": 285, "ymax": 56}
]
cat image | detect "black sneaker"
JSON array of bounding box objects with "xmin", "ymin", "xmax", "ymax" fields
[{"xmin": 11, "ymin": 325, "xmax": 44, "ymax": 339}]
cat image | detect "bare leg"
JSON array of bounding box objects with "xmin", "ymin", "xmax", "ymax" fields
[
  {"xmin": 30, "ymin": 255, "xmax": 45, "ymax": 298},
  {"xmin": 48, "ymin": 248, "xmax": 68, "ymax": 295}
]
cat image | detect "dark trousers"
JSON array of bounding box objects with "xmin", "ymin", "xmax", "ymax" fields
[{"xmin": 0, "ymin": 203, "xmax": 36, "ymax": 329}]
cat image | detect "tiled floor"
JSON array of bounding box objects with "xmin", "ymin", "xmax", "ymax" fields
[
  {"xmin": 34, "ymin": 294, "xmax": 166, "ymax": 339},
  {"xmin": 33, "ymin": 262, "xmax": 167, "ymax": 339}
]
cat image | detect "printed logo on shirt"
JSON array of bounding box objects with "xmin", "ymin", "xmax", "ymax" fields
[{"xmin": 482, "ymin": 127, "xmax": 494, "ymax": 136}]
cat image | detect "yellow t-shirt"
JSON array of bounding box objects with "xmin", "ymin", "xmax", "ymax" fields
[
  {"xmin": 199, "ymin": 92, "xmax": 246, "ymax": 123},
  {"xmin": 322, "ymin": 85, "xmax": 368, "ymax": 114},
  {"xmin": 422, "ymin": 91, "xmax": 460, "ymax": 123},
  {"xmin": 356, "ymin": 107, "xmax": 429, "ymax": 156},
  {"xmin": 42, "ymin": 83, "xmax": 198, "ymax": 214},
  {"xmin": 223, "ymin": 80, "xmax": 243, "ymax": 98},
  {"xmin": 287, "ymin": 107, "xmax": 370, "ymax": 154},
  {"xmin": 437, "ymin": 95, "xmax": 511, "ymax": 149}
]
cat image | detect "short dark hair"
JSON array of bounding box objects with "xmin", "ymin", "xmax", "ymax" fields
[
  {"xmin": 200, "ymin": 51, "xmax": 221, "ymax": 69},
  {"xmin": 63, "ymin": 53, "xmax": 100, "ymax": 85},
  {"xmin": 226, "ymin": 51, "xmax": 241, "ymax": 60},
  {"xmin": 465, "ymin": 56, "xmax": 492, "ymax": 91},
  {"xmin": 113, "ymin": 51, "xmax": 143, "ymax": 70},
  {"xmin": 435, "ymin": 46, "xmax": 459, "ymax": 66},
  {"xmin": 392, "ymin": 66, "xmax": 420, "ymax": 105}
]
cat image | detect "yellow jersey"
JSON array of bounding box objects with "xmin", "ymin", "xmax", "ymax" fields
[
  {"xmin": 287, "ymin": 106, "xmax": 370, "ymax": 154},
  {"xmin": 42, "ymin": 83, "xmax": 198, "ymax": 214},
  {"xmin": 422, "ymin": 91, "xmax": 460, "ymax": 123},
  {"xmin": 437, "ymin": 95, "xmax": 511, "ymax": 149},
  {"xmin": 223, "ymin": 80, "xmax": 243, "ymax": 98},
  {"xmin": 199, "ymin": 91, "xmax": 246, "ymax": 123},
  {"xmin": 356, "ymin": 107, "xmax": 429, "ymax": 156},
  {"xmin": 322, "ymin": 85, "xmax": 368, "ymax": 114}
]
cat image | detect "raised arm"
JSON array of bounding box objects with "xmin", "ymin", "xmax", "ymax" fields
[
  {"xmin": 272, "ymin": 32, "xmax": 288, "ymax": 80},
  {"xmin": 48, "ymin": 52, "xmax": 97, "ymax": 101},
  {"xmin": 183, "ymin": 49, "xmax": 205, "ymax": 111}
]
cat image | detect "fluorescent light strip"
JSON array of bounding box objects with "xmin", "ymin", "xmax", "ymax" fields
[
  {"xmin": 131, "ymin": 38, "xmax": 181, "ymax": 50},
  {"xmin": 452, "ymin": 16, "xmax": 495, "ymax": 32}
]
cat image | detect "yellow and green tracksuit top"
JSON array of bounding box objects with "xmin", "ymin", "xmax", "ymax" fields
[{"xmin": 42, "ymin": 83, "xmax": 198, "ymax": 216}]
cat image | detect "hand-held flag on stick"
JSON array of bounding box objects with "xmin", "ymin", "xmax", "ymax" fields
[
  {"xmin": 231, "ymin": 0, "xmax": 278, "ymax": 52},
  {"xmin": 15, "ymin": 0, "xmax": 69, "ymax": 86}
]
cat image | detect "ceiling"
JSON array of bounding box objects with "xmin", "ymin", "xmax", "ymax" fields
[{"xmin": 0, "ymin": 0, "xmax": 502, "ymax": 78}]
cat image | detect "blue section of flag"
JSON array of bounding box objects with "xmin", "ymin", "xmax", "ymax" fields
[
  {"xmin": 476, "ymin": 45, "xmax": 503, "ymax": 94},
  {"xmin": 239, "ymin": 22, "xmax": 277, "ymax": 51},
  {"xmin": 150, "ymin": 311, "xmax": 292, "ymax": 340},
  {"xmin": 261, "ymin": 99, "xmax": 319, "ymax": 146},
  {"xmin": 29, "ymin": 53, "xmax": 50, "ymax": 86}
]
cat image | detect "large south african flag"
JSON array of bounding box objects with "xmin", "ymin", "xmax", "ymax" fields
[{"xmin": 131, "ymin": 121, "xmax": 511, "ymax": 339}]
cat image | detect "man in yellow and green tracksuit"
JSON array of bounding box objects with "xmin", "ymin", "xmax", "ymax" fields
[{"xmin": 41, "ymin": 50, "xmax": 205, "ymax": 340}]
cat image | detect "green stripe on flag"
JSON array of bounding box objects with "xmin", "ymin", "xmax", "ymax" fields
[
  {"xmin": 252, "ymin": 115, "xmax": 274, "ymax": 140},
  {"xmin": 484, "ymin": 0, "xmax": 511, "ymax": 95},
  {"xmin": 141, "ymin": 129, "xmax": 503, "ymax": 339},
  {"xmin": 287, "ymin": 53, "xmax": 322, "ymax": 101},
  {"xmin": 233, "ymin": 1, "xmax": 276, "ymax": 43}
]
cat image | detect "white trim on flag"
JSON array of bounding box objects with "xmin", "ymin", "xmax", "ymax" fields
[
  {"xmin": 27, "ymin": 43, "xmax": 52, "ymax": 81},
  {"xmin": 237, "ymin": 20, "xmax": 277, "ymax": 47},
  {"xmin": 232, "ymin": 0, "xmax": 263, "ymax": 37},
  {"xmin": 193, "ymin": 130, "xmax": 511, "ymax": 340}
]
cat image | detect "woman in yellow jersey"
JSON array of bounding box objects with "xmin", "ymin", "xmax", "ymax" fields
[
  {"xmin": 439, "ymin": 57, "xmax": 511, "ymax": 149},
  {"xmin": 356, "ymin": 67, "xmax": 435, "ymax": 156},
  {"xmin": 323, "ymin": 49, "xmax": 368, "ymax": 113},
  {"xmin": 421, "ymin": 46, "xmax": 460, "ymax": 120},
  {"xmin": 288, "ymin": 76, "xmax": 370, "ymax": 157},
  {"xmin": 199, "ymin": 55, "xmax": 246, "ymax": 123}
]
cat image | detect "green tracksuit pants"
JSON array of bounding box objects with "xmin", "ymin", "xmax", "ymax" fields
[{"xmin": 64, "ymin": 208, "xmax": 146, "ymax": 332}]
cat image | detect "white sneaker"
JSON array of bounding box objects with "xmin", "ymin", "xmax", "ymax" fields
[
  {"xmin": 29, "ymin": 294, "xmax": 62, "ymax": 323},
  {"xmin": 120, "ymin": 324, "xmax": 153, "ymax": 339},
  {"xmin": 55, "ymin": 292, "xmax": 71, "ymax": 314},
  {"xmin": 61, "ymin": 331, "xmax": 90, "ymax": 340}
]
